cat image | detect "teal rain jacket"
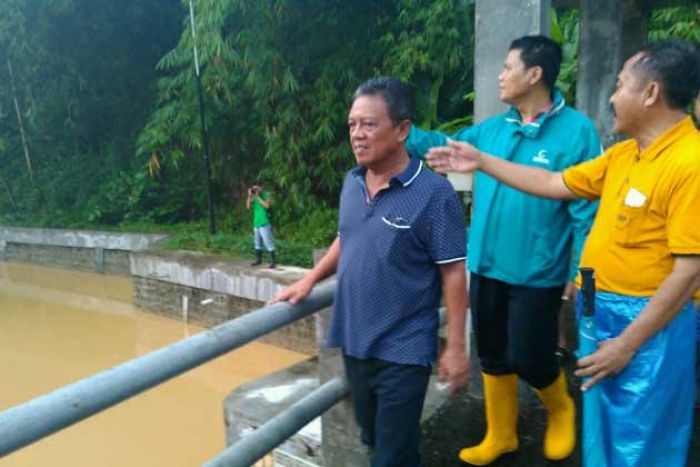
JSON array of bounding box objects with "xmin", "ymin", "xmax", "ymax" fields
[{"xmin": 406, "ymin": 91, "xmax": 601, "ymax": 286}]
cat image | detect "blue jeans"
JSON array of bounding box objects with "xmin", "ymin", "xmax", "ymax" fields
[{"xmin": 343, "ymin": 355, "xmax": 431, "ymax": 467}]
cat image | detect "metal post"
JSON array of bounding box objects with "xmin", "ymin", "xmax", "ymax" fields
[
  {"xmin": 189, "ymin": 0, "xmax": 216, "ymax": 234},
  {"xmin": 0, "ymin": 280, "xmax": 335, "ymax": 457}
]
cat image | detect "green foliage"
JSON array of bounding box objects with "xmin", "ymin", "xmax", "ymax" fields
[
  {"xmin": 0, "ymin": 0, "xmax": 182, "ymax": 225},
  {"xmin": 552, "ymin": 9, "xmax": 580, "ymax": 104},
  {"xmin": 138, "ymin": 0, "xmax": 475, "ymax": 230},
  {"xmin": 3, "ymin": 0, "xmax": 697, "ymax": 267},
  {"xmin": 0, "ymin": 0, "xmax": 477, "ymax": 262},
  {"xmin": 552, "ymin": 6, "xmax": 700, "ymax": 106},
  {"xmin": 649, "ymin": 6, "xmax": 700, "ymax": 43}
]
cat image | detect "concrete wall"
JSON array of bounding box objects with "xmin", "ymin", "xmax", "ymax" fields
[
  {"xmin": 3, "ymin": 243, "xmax": 131, "ymax": 275},
  {"xmin": 576, "ymin": 0, "xmax": 650, "ymax": 148},
  {"xmin": 224, "ymin": 359, "xmax": 323, "ymax": 466},
  {"xmin": 0, "ymin": 227, "xmax": 167, "ymax": 275},
  {"xmin": 0, "ymin": 226, "xmax": 168, "ymax": 250},
  {"xmin": 131, "ymin": 250, "xmax": 317, "ymax": 355}
]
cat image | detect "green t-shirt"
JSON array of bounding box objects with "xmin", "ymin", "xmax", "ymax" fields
[{"xmin": 252, "ymin": 190, "xmax": 271, "ymax": 227}]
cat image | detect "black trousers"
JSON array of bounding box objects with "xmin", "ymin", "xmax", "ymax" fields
[
  {"xmin": 343, "ymin": 355, "xmax": 431, "ymax": 467},
  {"xmin": 470, "ymin": 273, "xmax": 564, "ymax": 389}
]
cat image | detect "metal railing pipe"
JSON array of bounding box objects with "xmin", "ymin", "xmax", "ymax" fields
[
  {"xmin": 203, "ymin": 376, "xmax": 350, "ymax": 467},
  {"xmin": 0, "ymin": 280, "xmax": 336, "ymax": 457}
]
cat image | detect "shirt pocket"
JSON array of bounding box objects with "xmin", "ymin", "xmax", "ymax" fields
[
  {"xmin": 379, "ymin": 215, "xmax": 417, "ymax": 261},
  {"xmin": 612, "ymin": 203, "xmax": 646, "ymax": 246},
  {"xmin": 381, "ymin": 215, "xmax": 412, "ymax": 230}
]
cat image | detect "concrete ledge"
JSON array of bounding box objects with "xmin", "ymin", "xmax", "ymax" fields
[
  {"xmin": 0, "ymin": 227, "xmax": 168, "ymax": 275},
  {"xmin": 225, "ymin": 358, "xmax": 323, "ymax": 465},
  {"xmin": 224, "ymin": 357, "xmax": 452, "ymax": 467},
  {"xmin": 130, "ymin": 250, "xmax": 308, "ymax": 302},
  {"xmin": 0, "ymin": 226, "xmax": 167, "ymax": 250},
  {"xmin": 131, "ymin": 250, "xmax": 318, "ymax": 355}
]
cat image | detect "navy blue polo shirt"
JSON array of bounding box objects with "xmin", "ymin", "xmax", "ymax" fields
[{"xmin": 327, "ymin": 157, "xmax": 466, "ymax": 366}]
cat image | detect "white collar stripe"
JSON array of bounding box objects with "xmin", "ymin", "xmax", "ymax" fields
[{"xmin": 403, "ymin": 160, "xmax": 423, "ymax": 187}]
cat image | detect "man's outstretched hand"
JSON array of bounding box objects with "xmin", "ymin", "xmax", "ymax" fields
[{"xmin": 426, "ymin": 139, "xmax": 482, "ymax": 174}]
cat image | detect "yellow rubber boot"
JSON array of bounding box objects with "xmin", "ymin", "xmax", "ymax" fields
[
  {"xmin": 534, "ymin": 370, "xmax": 576, "ymax": 460},
  {"xmin": 459, "ymin": 373, "xmax": 519, "ymax": 465}
]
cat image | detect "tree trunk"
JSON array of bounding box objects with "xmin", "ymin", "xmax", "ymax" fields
[{"xmin": 7, "ymin": 59, "xmax": 34, "ymax": 184}]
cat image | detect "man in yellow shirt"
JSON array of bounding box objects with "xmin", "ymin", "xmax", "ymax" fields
[{"xmin": 426, "ymin": 39, "xmax": 700, "ymax": 466}]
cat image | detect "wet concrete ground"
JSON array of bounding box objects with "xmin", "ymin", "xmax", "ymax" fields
[{"xmin": 421, "ymin": 371, "xmax": 700, "ymax": 467}]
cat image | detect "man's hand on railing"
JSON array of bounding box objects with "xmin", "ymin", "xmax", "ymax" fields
[
  {"xmin": 438, "ymin": 346, "xmax": 471, "ymax": 396},
  {"xmin": 268, "ymin": 277, "xmax": 315, "ymax": 305}
]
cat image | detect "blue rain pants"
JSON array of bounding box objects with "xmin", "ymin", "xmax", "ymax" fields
[{"xmin": 577, "ymin": 291, "xmax": 695, "ymax": 467}]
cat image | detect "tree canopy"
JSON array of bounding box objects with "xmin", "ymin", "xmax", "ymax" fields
[{"xmin": 0, "ymin": 1, "xmax": 697, "ymax": 249}]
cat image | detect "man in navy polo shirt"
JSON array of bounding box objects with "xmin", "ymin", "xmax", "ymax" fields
[{"xmin": 272, "ymin": 76, "xmax": 470, "ymax": 467}]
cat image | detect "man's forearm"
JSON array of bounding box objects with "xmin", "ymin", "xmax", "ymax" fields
[
  {"xmin": 617, "ymin": 256, "xmax": 700, "ymax": 352},
  {"xmin": 440, "ymin": 261, "xmax": 468, "ymax": 350},
  {"xmin": 480, "ymin": 152, "xmax": 576, "ymax": 200},
  {"xmin": 305, "ymin": 237, "xmax": 341, "ymax": 285}
]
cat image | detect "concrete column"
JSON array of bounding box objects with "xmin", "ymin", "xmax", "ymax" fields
[
  {"xmin": 315, "ymin": 250, "xmax": 368, "ymax": 467},
  {"xmin": 576, "ymin": 0, "xmax": 649, "ymax": 148},
  {"xmin": 474, "ymin": 0, "xmax": 551, "ymax": 122}
]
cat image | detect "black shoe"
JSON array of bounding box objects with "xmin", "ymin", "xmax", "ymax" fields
[
  {"xmin": 268, "ymin": 251, "xmax": 277, "ymax": 269},
  {"xmin": 251, "ymin": 250, "xmax": 263, "ymax": 266}
]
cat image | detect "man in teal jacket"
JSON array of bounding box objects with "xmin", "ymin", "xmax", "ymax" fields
[{"xmin": 406, "ymin": 36, "xmax": 600, "ymax": 465}]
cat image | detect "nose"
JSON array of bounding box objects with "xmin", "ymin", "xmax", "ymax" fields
[{"xmin": 350, "ymin": 125, "xmax": 365, "ymax": 140}]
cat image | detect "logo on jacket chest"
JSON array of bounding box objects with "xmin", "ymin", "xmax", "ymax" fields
[{"xmin": 532, "ymin": 149, "xmax": 550, "ymax": 165}]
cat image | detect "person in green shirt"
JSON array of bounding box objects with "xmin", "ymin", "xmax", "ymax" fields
[{"xmin": 246, "ymin": 181, "xmax": 276, "ymax": 268}]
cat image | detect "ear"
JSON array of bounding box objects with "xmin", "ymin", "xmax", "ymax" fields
[
  {"xmin": 528, "ymin": 66, "xmax": 543, "ymax": 86},
  {"xmin": 396, "ymin": 120, "xmax": 412, "ymax": 142},
  {"xmin": 643, "ymin": 81, "xmax": 661, "ymax": 107}
]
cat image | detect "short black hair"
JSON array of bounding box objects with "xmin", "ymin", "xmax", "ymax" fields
[
  {"xmin": 509, "ymin": 35, "xmax": 562, "ymax": 91},
  {"xmin": 351, "ymin": 76, "xmax": 415, "ymax": 124},
  {"xmin": 631, "ymin": 39, "xmax": 700, "ymax": 110}
]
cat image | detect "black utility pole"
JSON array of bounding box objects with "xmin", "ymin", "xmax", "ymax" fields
[{"xmin": 189, "ymin": 0, "xmax": 216, "ymax": 234}]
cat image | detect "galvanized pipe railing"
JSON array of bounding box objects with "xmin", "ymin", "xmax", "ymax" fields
[
  {"xmin": 204, "ymin": 376, "xmax": 350, "ymax": 467},
  {"xmin": 0, "ymin": 280, "xmax": 336, "ymax": 457}
]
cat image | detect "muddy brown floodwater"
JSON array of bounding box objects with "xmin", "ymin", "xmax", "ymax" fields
[{"xmin": 0, "ymin": 262, "xmax": 308, "ymax": 467}]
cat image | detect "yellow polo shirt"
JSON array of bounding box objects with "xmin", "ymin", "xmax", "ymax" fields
[{"xmin": 563, "ymin": 117, "xmax": 700, "ymax": 296}]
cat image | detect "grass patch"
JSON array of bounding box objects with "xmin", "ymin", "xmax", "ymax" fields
[{"xmin": 160, "ymin": 226, "xmax": 316, "ymax": 267}]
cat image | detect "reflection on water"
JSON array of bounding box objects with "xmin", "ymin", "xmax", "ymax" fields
[{"xmin": 0, "ymin": 262, "xmax": 308, "ymax": 467}]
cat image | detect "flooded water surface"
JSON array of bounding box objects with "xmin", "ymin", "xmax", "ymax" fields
[{"xmin": 0, "ymin": 262, "xmax": 308, "ymax": 467}]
